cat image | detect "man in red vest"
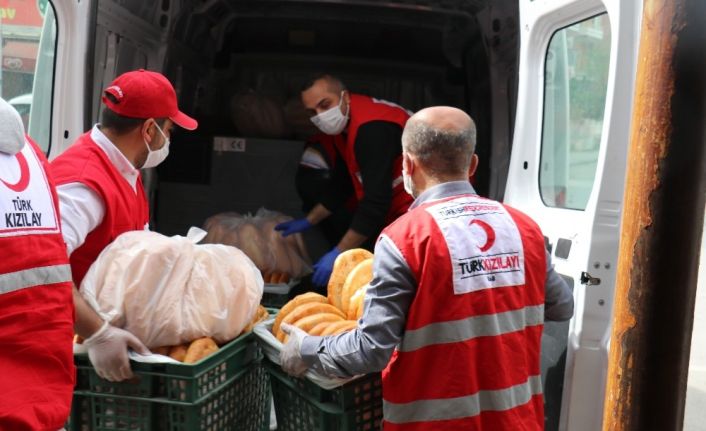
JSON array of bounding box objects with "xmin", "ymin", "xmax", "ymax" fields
[
  {"xmin": 51, "ymin": 70, "xmax": 198, "ymax": 382},
  {"xmin": 0, "ymin": 97, "xmax": 74, "ymax": 429},
  {"xmin": 281, "ymin": 107, "xmax": 574, "ymax": 430},
  {"xmin": 276, "ymin": 74, "xmax": 415, "ymax": 287}
]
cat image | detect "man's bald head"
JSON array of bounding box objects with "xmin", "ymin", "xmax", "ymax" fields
[{"xmin": 402, "ymin": 106, "xmax": 476, "ymax": 179}]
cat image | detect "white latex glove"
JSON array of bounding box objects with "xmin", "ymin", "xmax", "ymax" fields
[
  {"xmin": 280, "ymin": 323, "xmax": 309, "ymax": 377},
  {"xmin": 83, "ymin": 322, "xmax": 151, "ymax": 382}
]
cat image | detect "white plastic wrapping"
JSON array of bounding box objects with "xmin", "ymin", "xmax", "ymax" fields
[
  {"xmin": 81, "ymin": 228, "xmax": 264, "ymax": 349},
  {"xmin": 201, "ymin": 208, "xmax": 312, "ymax": 279}
]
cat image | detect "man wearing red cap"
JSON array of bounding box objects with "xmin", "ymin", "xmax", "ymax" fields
[{"xmin": 51, "ymin": 69, "xmax": 198, "ymax": 382}]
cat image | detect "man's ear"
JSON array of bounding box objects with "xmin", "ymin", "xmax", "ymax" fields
[
  {"xmin": 403, "ymin": 151, "xmax": 414, "ymax": 176},
  {"xmin": 468, "ymin": 154, "xmax": 479, "ymax": 178},
  {"xmin": 141, "ymin": 119, "xmax": 155, "ymax": 144},
  {"xmin": 342, "ymin": 90, "xmax": 351, "ymax": 115}
]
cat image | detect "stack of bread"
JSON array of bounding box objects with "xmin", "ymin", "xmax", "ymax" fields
[
  {"xmin": 151, "ymin": 305, "xmax": 271, "ymax": 363},
  {"xmin": 271, "ymin": 249, "xmax": 374, "ymax": 342},
  {"xmin": 202, "ymin": 209, "xmax": 311, "ymax": 283}
]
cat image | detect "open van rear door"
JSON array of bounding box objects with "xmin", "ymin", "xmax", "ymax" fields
[
  {"xmin": 85, "ymin": 1, "xmax": 168, "ymax": 125},
  {"xmin": 40, "ymin": 0, "xmax": 165, "ymax": 158},
  {"xmin": 504, "ymin": 0, "xmax": 642, "ymax": 429}
]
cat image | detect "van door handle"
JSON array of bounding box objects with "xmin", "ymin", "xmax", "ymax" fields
[{"xmin": 580, "ymin": 272, "xmax": 601, "ymax": 286}]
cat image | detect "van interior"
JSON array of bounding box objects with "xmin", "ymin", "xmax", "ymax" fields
[{"xmin": 84, "ymin": 0, "xmax": 520, "ymax": 235}]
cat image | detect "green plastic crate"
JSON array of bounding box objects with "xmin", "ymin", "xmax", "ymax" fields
[
  {"xmin": 261, "ymin": 282, "xmax": 296, "ymax": 308},
  {"xmin": 265, "ymin": 360, "xmax": 382, "ymax": 431},
  {"xmin": 261, "ymin": 291, "xmax": 289, "ymax": 309},
  {"xmin": 70, "ymin": 332, "xmax": 270, "ymax": 431}
]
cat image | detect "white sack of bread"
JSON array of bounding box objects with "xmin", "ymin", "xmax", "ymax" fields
[
  {"xmin": 80, "ymin": 228, "xmax": 263, "ymax": 349},
  {"xmin": 201, "ymin": 209, "xmax": 312, "ymax": 278}
]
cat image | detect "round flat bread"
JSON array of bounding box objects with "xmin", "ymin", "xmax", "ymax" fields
[
  {"xmin": 308, "ymin": 321, "xmax": 334, "ymax": 336},
  {"xmin": 292, "ymin": 313, "xmax": 344, "ymax": 333},
  {"xmin": 320, "ymin": 320, "xmax": 358, "ymax": 336},
  {"xmin": 275, "ymin": 302, "xmax": 345, "ymax": 341},
  {"xmin": 272, "ymin": 292, "xmax": 327, "ymax": 336},
  {"xmin": 340, "ymin": 258, "xmax": 373, "ymax": 316},
  {"xmin": 183, "ymin": 337, "xmax": 219, "ymax": 364},
  {"xmin": 327, "ymin": 249, "xmax": 373, "ymax": 311},
  {"xmin": 348, "ymin": 287, "xmax": 366, "ymax": 320}
]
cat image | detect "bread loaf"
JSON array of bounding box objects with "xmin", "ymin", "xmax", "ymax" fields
[
  {"xmin": 243, "ymin": 305, "xmax": 270, "ymax": 333},
  {"xmin": 262, "ymin": 219, "xmax": 293, "ymax": 275},
  {"xmin": 272, "ymin": 292, "xmax": 327, "ymax": 335},
  {"xmin": 348, "ymin": 286, "xmax": 366, "ymax": 320},
  {"xmin": 340, "ymin": 258, "xmax": 373, "ymax": 317},
  {"xmin": 237, "ymin": 222, "xmax": 270, "ymax": 270},
  {"xmin": 184, "ymin": 337, "xmax": 219, "ymax": 364},
  {"xmin": 276, "ymin": 302, "xmax": 345, "ymax": 341},
  {"xmin": 291, "ymin": 313, "xmax": 344, "ymax": 334},
  {"xmin": 320, "ymin": 320, "xmax": 358, "ymax": 336},
  {"xmin": 169, "ymin": 344, "xmax": 189, "ymax": 362},
  {"xmin": 152, "ymin": 346, "xmax": 170, "ymax": 356},
  {"xmin": 327, "ymin": 249, "xmax": 373, "ymax": 311},
  {"xmin": 308, "ymin": 321, "xmax": 334, "ymax": 336}
]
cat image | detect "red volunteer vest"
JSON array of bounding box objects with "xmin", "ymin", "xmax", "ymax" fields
[
  {"xmin": 308, "ymin": 133, "xmax": 343, "ymax": 170},
  {"xmin": 381, "ymin": 194, "xmax": 547, "ymax": 430},
  {"xmin": 307, "ymin": 133, "xmax": 357, "ymax": 212},
  {"xmin": 335, "ymin": 94, "xmax": 414, "ymax": 223},
  {"xmin": 51, "ymin": 132, "xmax": 150, "ymax": 287},
  {"xmin": 0, "ymin": 138, "xmax": 74, "ymax": 430}
]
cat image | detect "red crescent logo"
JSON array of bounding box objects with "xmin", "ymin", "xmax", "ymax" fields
[
  {"xmin": 1, "ymin": 152, "xmax": 31, "ymax": 192},
  {"xmin": 470, "ymin": 219, "xmax": 496, "ymax": 252}
]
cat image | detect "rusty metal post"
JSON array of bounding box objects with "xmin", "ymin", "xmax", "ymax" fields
[{"xmin": 602, "ymin": 0, "xmax": 706, "ymax": 429}]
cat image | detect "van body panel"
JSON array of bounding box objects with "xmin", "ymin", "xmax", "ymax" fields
[
  {"xmin": 45, "ymin": 0, "xmax": 91, "ymax": 160},
  {"xmin": 506, "ymin": 0, "xmax": 642, "ymax": 429}
]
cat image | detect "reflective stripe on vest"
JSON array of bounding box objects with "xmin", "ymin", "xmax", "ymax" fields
[
  {"xmin": 383, "ymin": 374, "xmax": 543, "ymax": 424},
  {"xmin": 399, "ymin": 304, "xmax": 544, "ymax": 352},
  {"xmin": 391, "ymin": 175, "xmax": 403, "ymax": 189},
  {"xmin": 0, "ymin": 264, "xmax": 72, "ymax": 295}
]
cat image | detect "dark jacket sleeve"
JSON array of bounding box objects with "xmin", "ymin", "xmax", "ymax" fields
[
  {"xmin": 544, "ymin": 250, "xmax": 574, "ymax": 321},
  {"xmin": 319, "ymin": 146, "xmax": 355, "ymax": 212},
  {"xmin": 348, "ymin": 121, "xmax": 403, "ymax": 237}
]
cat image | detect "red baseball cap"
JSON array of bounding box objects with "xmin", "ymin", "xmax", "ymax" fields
[{"xmin": 102, "ymin": 69, "xmax": 198, "ymax": 130}]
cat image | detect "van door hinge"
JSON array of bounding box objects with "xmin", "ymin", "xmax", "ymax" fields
[{"xmin": 580, "ymin": 272, "xmax": 601, "ymax": 286}]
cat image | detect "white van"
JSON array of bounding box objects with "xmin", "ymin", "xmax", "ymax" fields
[{"xmin": 3, "ymin": 0, "xmax": 698, "ymax": 429}]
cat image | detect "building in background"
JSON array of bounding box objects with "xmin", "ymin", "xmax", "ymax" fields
[{"xmin": 1, "ymin": 0, "xmax": 47, "ymax": 102}]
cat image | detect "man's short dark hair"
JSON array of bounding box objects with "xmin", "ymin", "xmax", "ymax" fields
[
  {"xmin": 300, "ymin": 73, "xmax": 347, "ymax": 94},
  {"xmin": 100, "ymin": 92, "xmax": 165, "ymax": 135}
]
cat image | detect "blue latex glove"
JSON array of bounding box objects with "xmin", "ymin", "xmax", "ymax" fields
[
  {"xmin": 312, "ymin": 246, "xmax": 341, "ymax": 287},
  {"xmin": 274, "ymin": 218, "xmax": 313, "ymax": 237}
]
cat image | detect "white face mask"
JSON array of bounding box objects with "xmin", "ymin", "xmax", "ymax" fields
[
  {"xmin": 310, "ymin": 92, "xmax": 349, "ymax": 135},
  {"xmin": 142, "ymin": 123, "xmax": 170, "ymax": 169}
]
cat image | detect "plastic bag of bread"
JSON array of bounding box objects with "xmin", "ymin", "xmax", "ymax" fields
[
  {"xmin": 80, "ymin": 228, "xmax": 263, "ymax": 349},
  {"xmin": 201, "ymin": 208, "xmax": 312, "ymax": 280}
]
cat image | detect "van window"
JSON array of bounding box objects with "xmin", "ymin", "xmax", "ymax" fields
[
  {"xmin": 0, "ymin": 0, "xmax": 57, "ymax": 152},
  {"xmin": 540, "ymin": 14, "xmax": 611, "ymax": 210}
]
